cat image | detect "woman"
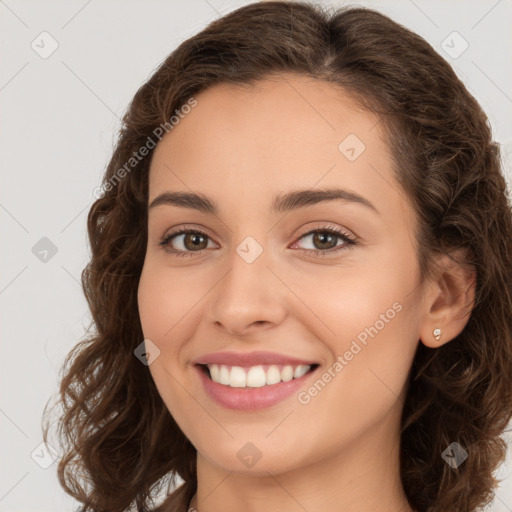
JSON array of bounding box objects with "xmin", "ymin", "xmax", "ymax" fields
[{"xmin": 43, "ymin": 2, "xmax": 512, "ymax": 511}]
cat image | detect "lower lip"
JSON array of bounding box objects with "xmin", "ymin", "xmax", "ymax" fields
[{"xmin": 195, "ymin": 365, "xmax": 318, "ymax": 410}]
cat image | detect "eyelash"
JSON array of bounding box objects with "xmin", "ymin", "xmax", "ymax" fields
[{"xmin": 157, "ymin": 224, "xmax": 358, "ymax": 258}]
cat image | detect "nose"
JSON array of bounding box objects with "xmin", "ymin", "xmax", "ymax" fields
[{"xmin": 207, "ymin": 244, "xmax": 288, "ymax": 337}]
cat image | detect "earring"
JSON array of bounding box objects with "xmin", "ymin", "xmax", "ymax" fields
[{"xmin": 433, "ymin": 328, "xmax": 442, "ymax": 341}]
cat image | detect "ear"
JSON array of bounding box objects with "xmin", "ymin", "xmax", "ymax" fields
[{"xmin": 419, "ymin": 249, "xmax": 476, "ymax": 348}]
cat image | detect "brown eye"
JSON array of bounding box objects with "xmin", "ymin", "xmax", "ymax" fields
[
  {"xmin": 159, "ymin": 229, "xmax": 215, "ymax": 255},
  {"xmin": 181, "ymin": 232, "xmax": 209, "ymax": 251},
  {"xmin": 293, "ymin": 226, "xmax": 357, "ymax": 256},
  {"xmin": 310, "ymin": 231, "xmax": 338, "ymax": 250}
]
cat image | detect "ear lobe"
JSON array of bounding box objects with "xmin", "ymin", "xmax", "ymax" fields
[{"xmin": 419, "ymin": 250, "xmax": 476, "ymax": 349}]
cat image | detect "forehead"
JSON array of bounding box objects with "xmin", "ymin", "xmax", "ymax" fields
[
  {"xmin": 154, "ymin": 74, "xmax": 383, "ymax": 158},
  {"xmin": 148, "ymin": 74, "xmax": 406, "ymax": 219}
]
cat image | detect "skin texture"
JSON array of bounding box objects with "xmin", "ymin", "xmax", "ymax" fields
[{"xmin": 137, "ymin": 74, "xmax": 475, "ymax": 512}]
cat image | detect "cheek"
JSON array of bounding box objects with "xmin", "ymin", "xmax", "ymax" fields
[
  {"xmin": 290, "ymin": 248, "xmax": 420, "ymax": 415},
  {"xmin": 290, "ymin": 243, "xmax": 419, "ymax": 351},
  {"xmin": 137, "ymin": 262, "xmax": 205, "ymax": 423},
  {"xmin": 137, "ymin": 262, "xmax": 203, "ymax": 342},
  {"xmin": 320, "ymin": 273, "xmax": 416, "ymax": 352},
  {"xmin": 137, "ymin": 267, "xmax": 186, "ymax": 402}
]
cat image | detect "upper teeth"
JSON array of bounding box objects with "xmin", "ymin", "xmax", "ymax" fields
[{"xmin": 207, "ymin": 364, "xmax": 311, "ymax": 388}]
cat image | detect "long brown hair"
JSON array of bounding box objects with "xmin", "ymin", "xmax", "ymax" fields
[{"xmin": 42, "ymin": 2, "xmax": 512, "ymax": 511}]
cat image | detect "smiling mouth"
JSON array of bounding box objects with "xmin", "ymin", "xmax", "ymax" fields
[{"xmin": 197, "ymin": 363, "xmax": 319, "ymax": 388}]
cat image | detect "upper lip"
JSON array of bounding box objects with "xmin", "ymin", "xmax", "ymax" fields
[{"xmin": 193, "ymin": 351, "xmax": 318, "ymax": 367}]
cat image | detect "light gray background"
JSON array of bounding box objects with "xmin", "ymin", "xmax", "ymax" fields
[{"xmin": 1, "ymin": 0, "xmax": 511, "ymax": 510}]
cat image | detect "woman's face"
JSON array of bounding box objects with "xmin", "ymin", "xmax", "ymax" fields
[{"xmin": 138, "ymin": 74, "xmax": 425, "ymax": 476}]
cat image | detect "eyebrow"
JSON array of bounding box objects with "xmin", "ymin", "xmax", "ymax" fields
[{"xmin": 148, "ymin": 188, "xmax": 379, "ymax": 215}]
